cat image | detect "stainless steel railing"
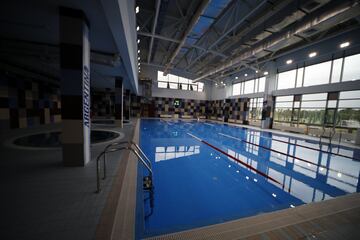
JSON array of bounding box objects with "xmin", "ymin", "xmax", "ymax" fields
[{"xmin": 95, "ymin": 141, "xmax": 153, "ymax": 193}]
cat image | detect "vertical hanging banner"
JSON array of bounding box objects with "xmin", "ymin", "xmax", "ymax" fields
[{"xmin": 82, "ymin": 23, "xmax": 91, "ymax": 165}]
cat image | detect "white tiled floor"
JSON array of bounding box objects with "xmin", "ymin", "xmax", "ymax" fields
[{"xmin": 0, "ymin": 123, "xmax": 134, "ymax": 240}]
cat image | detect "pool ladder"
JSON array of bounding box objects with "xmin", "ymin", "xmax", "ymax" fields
[{"xmin": 95, "ymin": 141, "xmax": 154, "ymax": 209}]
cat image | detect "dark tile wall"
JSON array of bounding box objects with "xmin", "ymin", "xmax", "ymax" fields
[
  {"xmin": 91, "ymin": 89, "xmax": 114, "ymax": 117},
  {"xmin": 129, "ymin": 96, "xmax": 250, "ymax": 123},
  {"xmin": 0, "ymin": 72, "xmax": 61, "ymax": 130}
]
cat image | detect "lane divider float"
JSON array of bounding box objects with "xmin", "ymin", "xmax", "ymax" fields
[
  {"xmin": 218, "ymin": 132, "xmax": 357, "ymax": 179},
  {"xmin": 187, "ymin": 132, "xmax": 287, "ymax": 190}
]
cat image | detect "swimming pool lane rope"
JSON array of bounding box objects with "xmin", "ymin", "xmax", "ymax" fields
[
  {"xmin": 218, "ymin": 133, "xmax": 358, "ymax": 179},
  {"xmin": 187, "ymin": 133, "xmax": 288, "ymax": 191}
]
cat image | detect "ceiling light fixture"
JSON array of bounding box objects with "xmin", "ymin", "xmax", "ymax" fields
[
  {"xmin": 137, "ymin": 39, "xmax": 140, "ymax": 44},
  {"xmin": 244, "ymin": 73, "xmax": 248, "ymax": 77},
  {"xmin": 309, "ymin": 52, "xmax": 317, "ymax": 58},
  {"xmin": 340, "ymin": 41, "xmax": 350, "ymax": 48},
  {"xmin": 286, "ymin": 59, "xmax": 293, "ymax": 64},
  {"xmin": 264, "ymin": 71, "xmax": 269, "ymax": 75},
  {"xmin": 255, "ymin": 70, "xmax": 258, "ymax": 73},
  {"xmin": 235, "ymin": 76, "xmax": 238, "ymax": 79},
  {"xmin": 136, "ymin": 26, "xmax": 140, "ymax": 31},
  {"xmin": 138, "ymin": 49, "xmax": 140, "ymax": 53},
  {"xmin": 135, "ymin": 6, "xmax": 139, "ymax": 14}
]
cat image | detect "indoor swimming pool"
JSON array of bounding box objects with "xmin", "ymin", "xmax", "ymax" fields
[{"xmin": 137, "ymin": 119, "xmax": 360, "ymax": 238}]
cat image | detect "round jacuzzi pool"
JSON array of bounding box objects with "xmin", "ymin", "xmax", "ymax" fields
[{"xmin": 13, "ymin": 130, "xmax": 121, "ymax": 148}]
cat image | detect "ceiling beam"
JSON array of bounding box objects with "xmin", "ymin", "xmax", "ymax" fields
[
  {"xmin": 193, "ymin": 1, "xmax": 359, "ymax": 82},
  {"xmin": 138, "ymin": 31, "xmax": 227, "ymax": 58},
  {"xmin": 147, "ymin": 0, "xmax": 161, "ymax": 63},
  {"xmin": 184, "ymin": 0, "xmax": 269, "ymax": 71},
  {"xmin": 163, "ymin": 0, "xmax": 210, "ymax": 75}
]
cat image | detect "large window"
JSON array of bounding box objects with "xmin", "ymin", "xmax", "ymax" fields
[
  {"xmin": 157, "ymin": 71, "xmax": 204, "ymax": 92},
  {"xmin": 232, "ymin": 77, "xmax": 266, "ymax": 96},
  {"xmin": 274, "ymin": 90, "xmax": 360, "ymax": 130},
  {"xmin": 276, "ymin": 53, "xmax": 360, "ymax": 90},
  {"xmin": 299, "ymin": 93, "xmax": 327, "ymax": 125},
  {"xmin": 249, "ymin": 97, "xmax": 263, "ymax": 121},
  {"xmin": 337, "ymin": 90, "xmax": 360, "ymax": 128},
  {"xmin": 277, "ymin": 69, "xmax": 296, "ymax": 89},
  {"xmin": 342, "ymin": 54, "xmax": 360, "ymax": 82},
  {"xmin": 303, "ymin": 61, "xmax": 332, "ymax": 87},
  {"xmin": 274, "ymin": 96, "xmax": 293, "ymax": 123}
]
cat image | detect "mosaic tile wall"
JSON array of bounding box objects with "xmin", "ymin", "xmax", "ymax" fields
[
  {"xmin": 261, "ymin": 95, "xmax": 275, "ymax": 128},
  {"xmin": 0, "ymin": 72, "xmax": 61, "ymax": 130},
  {"xmin": 129, "ymin": 96, "xmax": 250, "ymax": 123},
  {"xmin": 222, "ymin": 98, "xmax": 249, "ymax": 123},
  {"xmin": 91, "ymin": 89, "xmax": 114, "ymax": 117}
]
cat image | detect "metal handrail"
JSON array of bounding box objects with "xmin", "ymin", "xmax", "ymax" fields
[
  {"xmin": 105, "ymin": 141, "xmax": 152, "ymax": 169},
  {"xmin": 95, "ymin": 141, "xmax": 153, "ymax": 193}
]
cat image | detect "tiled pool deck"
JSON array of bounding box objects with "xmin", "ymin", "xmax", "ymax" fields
[
  {"xmin": 146, "ymin": 193, "xmax": 360, "ymax": 240},
  {"xmin": 0, "ymin": 122, "xmax": 134, "ymax": 240}
]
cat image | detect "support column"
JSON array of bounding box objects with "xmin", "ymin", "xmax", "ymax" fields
[
  {"xmin": 115, "ymin": 77, "xmax": 123, "ymax": 128},
  {"xmin": 59, "ymin": 7, "xmax": 91, "ymax": 166},
  {"xmin": 262, "ymin": 61, "xmax": 277, "ymax": 129}
]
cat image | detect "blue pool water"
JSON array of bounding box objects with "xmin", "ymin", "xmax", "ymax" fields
[{"xmin": 136, "ymin": 119, "xmax": 360, "ymax": 238}]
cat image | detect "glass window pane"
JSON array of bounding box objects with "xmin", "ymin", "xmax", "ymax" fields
[
  {"xmin": 302, "ymin": 93, "xmax": 327, "ymax": 101},
  {"xmin": 303, "ymin": 61, "xmax": 331, "ymax": 86},
  {"xmin": 258, "ymin": 77, "xmax": 265, "ymax": 92},
  {"xmin": 197, "ymin": 82, "xmax": 204, "ymax": 92},
  {"xmin": 342, "ymin": 53, "xmax": 360, "ymax": 82},
  {"xmin": 158, "ymin": 71, "xmax": 168, "ymax": 82},
  {"xmin": 274, "ymin": 108, "xmax": 292, "ymax": 122},
  {"xmin": 254, "ymin": 78, "xmax": 259, "ymax": 92},
  {"xmin": 276, "ymin": 96, "xmax": 293, "ymax": 102},
  {"xmin": 325, "ymin": 109, "xmax": 336, "ymax": 125},
  {"xmin": 180, "ymin": 84, "xmax": 188, "ymax": 90},
  {"xmin": 244, "ymin": 80, "xmax": 255, "ymax": 94},
  {"xmin": 276, "ymin": 102, "xmax": 293, "ymax": 108},
  {"xmin": 296, "ymin": 68, "xmax": 304, "ymax": 87},
  {"xmin": 299, "ymin": 109, "xmax": 325, "ymax": 125},
  {"xmin": 169, "ymin": 83, "xmax": 178, "ymax": 89},
  {"xmin": 179, "ymin": 77, "xmax": 188, "ymax": 83},
  {"xmin": 292, "ymin": 108, "xmax": 300, "ymax": 121},
  {"xmin": 337, "ymin": 109, "xmax": 360, "ymax": 127},
  {"xmin": 339, "ymin": 90, "xmax": 360, "ymax": 99},
  {"xmin": 327, "ymin": 100, "xmax": 337, "ymax": 108},
  {"xmin": 294, "ymin": 102, "xmax": 300, "ymax": 108},
  {"xmin": 338, "ymin": 99, "xmax": 360, "ymax": 108},
  {"xmin": 168, "ymin": 74, "xmax": 178, "ymax": 83},
  {"xmin": 232, "ymin": 83, "xmax": 240, "ymax": 96},
  {"xmin": 158, "ymin": 82, "xmax": 167, "ymax": 88},
  {"xmin": 331, "ymin": 58, "xmax": 343, "ymax": 83},
  {"xmin": 277, "ymin": 69, "xmax": 296, "ymax": 89},
  {"xmin": 301, "ymin": 101, "xmax": 327, "ymax": 108}
]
